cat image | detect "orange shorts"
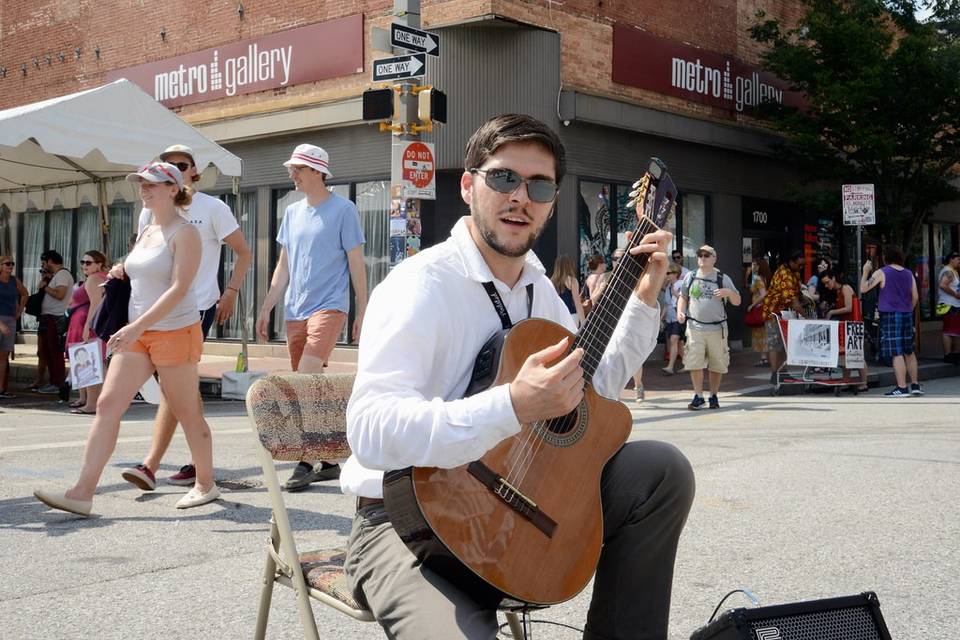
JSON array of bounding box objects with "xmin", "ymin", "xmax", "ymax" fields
[
  {"xmin": 127, "ymin": 322, "xmax": 203, "ymax": 367},
  {"xmin": 285, "ymin": 310, "xmax": 347, "ymax": 371}
]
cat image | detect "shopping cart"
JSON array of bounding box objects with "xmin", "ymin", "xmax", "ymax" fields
[{"xmin": 772, "ymin": 312, "xmax": 866, "ymax": 396}]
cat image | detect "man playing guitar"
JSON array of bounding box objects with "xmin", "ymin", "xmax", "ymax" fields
[{"xmin": 341, "ymin": 114, "xmax": 695, "ymax": 639}]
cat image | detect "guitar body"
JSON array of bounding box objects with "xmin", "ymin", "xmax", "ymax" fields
[{"xmin": 383, "ymin": 318, "xmax": 633, "ymax": 605}]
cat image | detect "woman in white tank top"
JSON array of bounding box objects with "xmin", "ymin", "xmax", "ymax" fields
[{"xmin": 34, "ymin": 162, "xmax": 219, "ymax": 516}]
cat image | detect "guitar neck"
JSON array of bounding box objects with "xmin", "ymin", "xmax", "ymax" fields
[{"xmin": 574, "ymin": 221, "xmax": 657, "ymax": 380}]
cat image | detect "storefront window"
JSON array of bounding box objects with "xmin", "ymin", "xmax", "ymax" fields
[
  {"xmin": 218, "ymin": 192, "xmax": 257, "ymax": 340},
  {"xmin": 578, "ymin": 181, "xmax": 612, "ymax": 275},
  {"xmin": 108, "ymin": 202, "xmax": 136, "ymax": 260},
  {"xmin": 681, "ymin": 194, "xmax": 707, "ymax": 272},
  {"xmin": 76, "ymin": 206, "xmax": 101, "ymax": 269},
  {"xmin": 48, "ymin": 208, "xmax": 74, "ymax": 272},
  {"xmin": 356, "ymin": 180, "xmax": 390, "ymax": 296},
  {"xmin": 912, "ymin": 225, "xmax": 932, "ymax": 318},
  {"xmin": 271, "ymin": 188, "xmax": 301, "ymax": 340},
  {"xmin": 20, "ymin": 211, "xmax": 45, "ymax": 331}
]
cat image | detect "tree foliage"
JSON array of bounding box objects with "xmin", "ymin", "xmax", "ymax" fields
[{"xmin": 750, "ymin": 0, "xmax": 960, "ymax": 252}]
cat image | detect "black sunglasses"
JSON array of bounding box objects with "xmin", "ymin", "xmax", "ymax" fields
[
  {"xmin": 697, "ymin": 252, "xmax": 713, "ymax": 258},
  {"xmin": 672, "ymin": 254, "xmax": 683, "ymax": 259},
  {"xmin": 79, "ymin": 259, "xmax": 97, "ymax": 266},
  {"xmin": 172, "ymin": 161, "xmax": 193, "ymax": 172},
  {"xmin": 471, "ymin": 168, "xmax": 558, "ymax": 203},
  {"xmin": 1, "ymin": 261, "xmax": 13, "ymax": 267}
]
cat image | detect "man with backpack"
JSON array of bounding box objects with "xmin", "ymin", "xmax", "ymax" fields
[
  {"xmin": 677, "ymin": 245, "xmax": 741, "ymax": 410},
  {"xmin": 35, "ymin": 250, "xmax": 74, "ymax": 401}
]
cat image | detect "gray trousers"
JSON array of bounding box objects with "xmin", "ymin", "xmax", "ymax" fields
[{"xmin": 344, "ymin": 440, "xmax": 695, "ymax": 640}]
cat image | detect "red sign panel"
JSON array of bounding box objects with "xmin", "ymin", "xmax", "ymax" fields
[
  {"xmin": 107, "ymin": 16, "xmax": 364, "ymax": 108},
  {"xmin": 402, "ymin": 141, "xmax": 434, "ymax": 189},
  {"xmin": 612, "ymin": 24, "xmax": 803, "ymax": 116}
]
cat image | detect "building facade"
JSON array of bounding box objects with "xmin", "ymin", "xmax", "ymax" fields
[{"xmin": 2, "ymin": 1, "xmax": 957, "ymax": 344}]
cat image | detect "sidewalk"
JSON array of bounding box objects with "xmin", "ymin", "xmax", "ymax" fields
[{"xmin": 6, "ymin": 338, "xmax": 956, "ymax": 403}]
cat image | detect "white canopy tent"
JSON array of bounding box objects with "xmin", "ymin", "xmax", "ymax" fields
[{"xmin": 0, "ymin": 78, "xmax": 242, "ymax": 251}]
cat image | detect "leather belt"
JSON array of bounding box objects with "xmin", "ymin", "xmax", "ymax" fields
[{"xmin": 356, "ymin": 497, "xmax": 384, "ymax": 510}]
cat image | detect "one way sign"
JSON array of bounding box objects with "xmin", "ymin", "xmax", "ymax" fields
[
  {"xmin": 391, "ymin": 23, "xmax": 440, "ymax": 57},
  {"xmin": 372, "ymin": 53, "xmax": 426, "ymax": 82}
]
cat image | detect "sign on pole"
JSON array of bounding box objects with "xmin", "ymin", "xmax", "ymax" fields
[
  {"xmin": 842, "ymin": 184, "xmax": 876, "ymax": 226},
  {"xmin": 372, "ymin": 53, "xmax": 426, "ymax": 82},
  {"xmin": 392, "ymin": 140, "xmax": 436, "ymax": 199},
  {"xmin": 391, "ymin": 23, "xmax": 440, "ymax": 57}
]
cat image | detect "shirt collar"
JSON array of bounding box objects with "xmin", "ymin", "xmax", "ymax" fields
[{"xmin": 450, "ymin": 217, "xmax": 545, "ymax": 288}]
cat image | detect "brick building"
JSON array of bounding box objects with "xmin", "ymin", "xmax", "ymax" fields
[{"xmin": 2, "ymin": 1, "xmax": 956, "ymax": 343}]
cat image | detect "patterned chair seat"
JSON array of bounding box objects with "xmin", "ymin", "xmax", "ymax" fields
[{"xmin": 298, "ymin": 547, "xmax": 367, "ymax": 613}]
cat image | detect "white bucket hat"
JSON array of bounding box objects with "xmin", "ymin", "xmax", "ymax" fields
[{"xmin": 283, "ymin": 143, "xmax": 332, "ymax": 177}]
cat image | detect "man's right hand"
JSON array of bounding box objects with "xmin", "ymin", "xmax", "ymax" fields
[{"xmin": 509, "ymin": 337, "xmax": 585, "ymax": 424}]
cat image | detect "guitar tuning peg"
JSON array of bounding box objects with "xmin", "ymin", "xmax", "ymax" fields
[
  {"xmin": 628, "ymin": 189, "xmax": 641, "ymax": 198},
  {"xmin": 632, "ymin": 179, "xmax": 643, "ymax": 188}
]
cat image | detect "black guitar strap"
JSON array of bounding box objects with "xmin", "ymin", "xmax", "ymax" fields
[{"xmin": 481, "ymin": 281, "xmax": 534, "ymax": 330}]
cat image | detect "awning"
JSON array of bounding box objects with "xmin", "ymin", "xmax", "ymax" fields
[{"xmin": 0, "ymin": 78, "xmax": 241, "ymax": 212}]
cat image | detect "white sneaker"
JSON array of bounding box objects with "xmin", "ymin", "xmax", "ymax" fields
[
  {"xmin": 635, "ymin": 385, "xmax": 645, "ymax": 402},
  {"xmin": 175, "ymin": 485, "xmax": 221, "ymax": 509}
]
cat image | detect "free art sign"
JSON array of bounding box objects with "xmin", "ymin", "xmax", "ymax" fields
[
  {"xmin": 842, "ymin": 184, "xmax": 876, "ymax": 226},
  {"xmin": 393, "ymin": 141, "xmax": 436, "ymax": 199}
]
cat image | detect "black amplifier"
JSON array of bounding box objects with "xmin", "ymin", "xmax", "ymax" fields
[{"xmin": 690, "ymin": 592, "xmax": 892, "ymax": 640}]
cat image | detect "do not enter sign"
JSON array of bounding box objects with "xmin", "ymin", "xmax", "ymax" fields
[{"xmin": 396, "ymin": 140, "xmax": 436, "ymax": 199}]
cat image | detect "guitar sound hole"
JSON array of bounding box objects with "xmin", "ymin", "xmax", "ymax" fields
[{"xmin": 545, "ymin": 409, "xmax": 579, "ymax": 435}]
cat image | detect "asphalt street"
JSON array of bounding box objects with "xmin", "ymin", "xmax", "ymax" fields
[{"xmin": 1, "ymin": 379, "xmax": 957, "ymax": 639}]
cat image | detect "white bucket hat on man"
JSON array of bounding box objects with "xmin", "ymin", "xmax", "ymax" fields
[
  {"xmin": 159, "ymin": 144, "xmax": 196, "ymax": 165},
  {"xmin": 283, "ymin": 143, "xmax": 332, "ymax": 177},
  {"xmin": 125, "ymin": 161, "xmax": 185, "ymax": 188}
]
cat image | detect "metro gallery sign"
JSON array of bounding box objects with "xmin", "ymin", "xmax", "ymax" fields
[
  {"xmin": 108, "ymin": 16, "xmax": 363, "ymax": 108},
  {"xmin": 612, "ymin": 24, "xmax": 803, "ymax": 116}
]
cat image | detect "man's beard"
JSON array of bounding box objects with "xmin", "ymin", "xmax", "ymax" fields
[{"xmin": 471, "ymin": 204, "xmax": 545, "ymax": 258}]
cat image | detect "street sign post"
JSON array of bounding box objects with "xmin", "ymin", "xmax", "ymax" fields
[
  {"xmin": 391, "ymin": 23, "xmax": 440, "ymax": 57},
  {"xmin": 842, "ymin": 183, "xmax": 875, "ymax": 297},
  {"xmin": 372, "ymin": 53, "xmax": 426, "ymax": 82}
]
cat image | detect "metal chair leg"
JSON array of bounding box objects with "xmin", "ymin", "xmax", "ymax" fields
[
  {"xmin": 254, "ymin": 518, "xmax": 280, "ymax": 640},
  {"xmin": 505, "ymin": 611, "xmax": 527, "ymax": 639}
]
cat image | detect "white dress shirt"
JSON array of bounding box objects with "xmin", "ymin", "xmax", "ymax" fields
[{"xmin": 340, "ymin": 217, "xmax": 660, "ymax": 498}]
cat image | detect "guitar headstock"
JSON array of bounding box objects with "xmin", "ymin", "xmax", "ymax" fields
[{"xmin": 626, "ymin": 157, "xmax": 677, "ymax": 232}]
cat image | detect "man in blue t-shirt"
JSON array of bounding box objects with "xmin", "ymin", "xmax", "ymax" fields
[{"xmin": 256, "ymin": 144, "xmax": 368, "ymax": 490}]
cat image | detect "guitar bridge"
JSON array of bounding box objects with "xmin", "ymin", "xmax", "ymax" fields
[{"xmin": 468, "ymin": 461, "xmax": 557, "ymax": 538}]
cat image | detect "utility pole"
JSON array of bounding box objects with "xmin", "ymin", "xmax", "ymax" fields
[{"xmin": 365, "ymin": 0, "xmax": 445, "ymax": 267}]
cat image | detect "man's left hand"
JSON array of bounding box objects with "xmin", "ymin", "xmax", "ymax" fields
[
  {"xmin": 215, "ymin": 288, "xmax": 239, "ymax": 324},
  {"xmin": 627, "ymin": 229, "xmax": 672, "ymax": 307}
]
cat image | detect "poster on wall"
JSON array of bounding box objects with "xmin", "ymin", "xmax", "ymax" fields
[{"xmin": 785, "ymin": 319, "xmax": 839, "ymax": 367}]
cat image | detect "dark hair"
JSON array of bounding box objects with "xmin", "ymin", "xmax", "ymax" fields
[
  {"xmin": 945, "ymin": 252, "xmax": 960, "ymax": 264},
  {"xmin": 587, "ymin": 253, "xmax": 604, "ymax": 271},
  {"xmin": 463, "ymin": 114, "xmax": 566, "ymax": 183},
  {"xmin": 40, "ymin": 249, "xmax": 64, "ymax": 264},
  {"xmin": 883, "ymin": 244, "xmax": 905, "ymax": 265},
  {"xmin": 754, "ymin": 257, "xmax": 772, "ymax": 284},
  {"xmin": 174, "ymin": 188, "xmax": 193, "ymax": 208},
  {"xmin": 82, "ymin": 250, "xmax": 109, "ymax": 270},
  {"xmin": 788, "ymin": 250, "xmax": 804, "ymax": 263}
]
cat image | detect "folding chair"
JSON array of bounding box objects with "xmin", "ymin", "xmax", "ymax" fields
[{"xmin": 247, "ymin": 372, "xmax": 529, "ymax": 639}]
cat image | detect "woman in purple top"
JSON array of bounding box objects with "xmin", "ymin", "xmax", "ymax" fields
[{"xmin": 860, "ymin": 244, "xmax": 921, "ymax": 397}]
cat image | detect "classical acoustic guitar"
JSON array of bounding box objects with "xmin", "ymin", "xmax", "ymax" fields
[{"xmin": 383, "ymin": 158, "xmax": 678, "ymax": 606}]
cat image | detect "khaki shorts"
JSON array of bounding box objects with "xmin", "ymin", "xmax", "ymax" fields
[
  {"xmin": 127, "ymin": 322, "xmax": 203, "ymax": 367},
  {"xmin": 684, "ymin": 325, "xmax": 730, "ymax": 373},
  {"xmin": 285, "ymin": 309, "xmax": 347, "ymax": 371}
]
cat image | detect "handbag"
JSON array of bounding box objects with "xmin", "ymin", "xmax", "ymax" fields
[
  {"xmin": 744, "ymin": 304, "xmax": 765, "ymax": 327},
  {"xmin": 25, "ymin": 290, "xmax": 45, "ymax": 317},
  {"xmin": 937, "ymin": 302, "xmax": 953, "ymax": 317}
]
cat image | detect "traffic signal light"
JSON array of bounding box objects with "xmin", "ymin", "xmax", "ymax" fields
[
  {"xmin": 417, "ymin": 88, "xmax": 447, "ymax": 124},
  {"xmin": 362, "ymin": 87, "xmax": 396, "ymax": 122}
]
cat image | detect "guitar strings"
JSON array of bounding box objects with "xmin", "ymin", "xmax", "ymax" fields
[{"xmin": 504, "ymin": 191, "xmax": 664, "ymax": 492}]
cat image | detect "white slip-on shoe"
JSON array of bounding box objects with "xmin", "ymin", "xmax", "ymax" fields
[
  {"xmin": 175, "ymin": 485, "xmax": 221, "ymax": 509},
  {"xmin": 34, "ymin": 489, "xmax": 92, "ymax": 517}
]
